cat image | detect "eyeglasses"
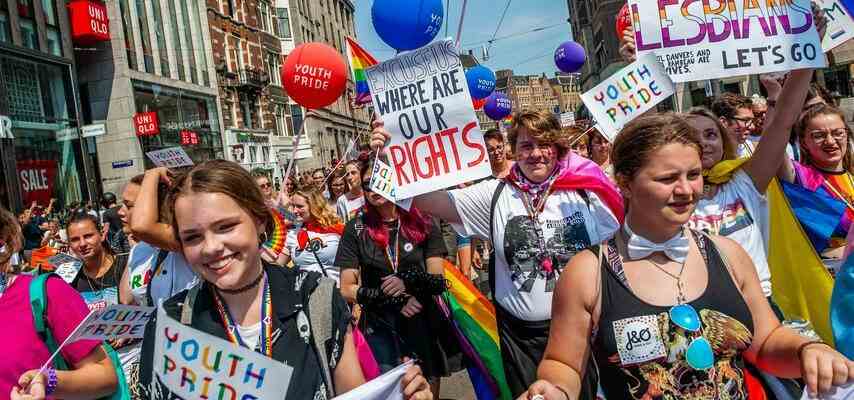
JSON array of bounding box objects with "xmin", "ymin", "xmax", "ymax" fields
[
  {"xmin": 487, "ymin": 144, "xmax": 505, "ymax": 155},
  {"xmin": 729, "ymin": 116, "xmax": 755, "ymax": 127},
  {"xmin": 809, "ymin": 129, "xmax": 848, "ymax": 142},
  {"xmin": 669, "ymin": 304, "xmax": 715, "ymax": 370},
  {"xmin": 258, "ymin": 183, "xmax": 272, "ymax": 189},
  {"xmin": 517, "ymin": 142, "xmax": 555, "ymax": 157}
]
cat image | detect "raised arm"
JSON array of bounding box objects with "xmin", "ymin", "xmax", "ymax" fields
[{"xmin": 128, "ymin": 167, "xmax": 180, "ymax": 252}]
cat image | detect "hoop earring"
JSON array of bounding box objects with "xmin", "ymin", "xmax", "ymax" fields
[{"xmin": 259, "ymin": 231, "xmax": 269, "ymax": 245}]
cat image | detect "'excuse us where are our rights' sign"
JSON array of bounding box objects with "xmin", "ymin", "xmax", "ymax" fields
[
  {"xmin": 366, "ymin": 38, "xmax": 492, "ymax": 199},
  {"xmin": 630, "ymin": 0, "xmax": 826, "ymax": 82}
]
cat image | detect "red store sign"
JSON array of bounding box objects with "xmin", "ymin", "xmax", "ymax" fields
[
  {"xmin": 134, "ymin": 112, "xmax": 160, "ymax": 137},
  {"xmin": 68, "ymin": 0, "xmax": 110, "ymax": 45},
  {"xmin": 180, "ymin": 130, "xmax": 199, "ymax": 146},
  {"xmin": 17, "ymin": 160, "xmax": 58, "ymax": 206}
]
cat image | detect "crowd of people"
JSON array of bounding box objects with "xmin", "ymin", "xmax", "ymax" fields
[{"xmin": 1, "ymin": 8, "xmax": 854, "ymax": 400}]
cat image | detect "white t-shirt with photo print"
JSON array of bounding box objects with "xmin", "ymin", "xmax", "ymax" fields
[
  {"xmin": 688, "ymin": 169, "xmax": 772, "ymax": 296},
  {"xmin": 286, "ymin": 229, "xmax": 342, "ymax": 284},
  {"xmin": 449, "ymin": 179, "xmax": 620, "ymax": 322}
]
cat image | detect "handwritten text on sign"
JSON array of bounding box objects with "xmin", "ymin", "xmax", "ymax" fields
[
  {"xmin": 366, "ymin": 38, "xmax": 491, "ymax": 199},
  {"xmin": 73, "ymin": 304, "xmax": 155, "ymax": 341},
  {"xmin": 580, "ymin": 53, "xmax": 675, "ymax": 141},
  {"xmin": 153, "ymin": 307, "xmax": 293, "ymax": 400},
  {"xmin": 820, "ymin": 0, "xmax": 854, "ymax": 51},
  {"xmin": 146, "ymin": 146, "xmax": 194, "ymax": 168},
  {"xmin": 369, "ymin": 158, "xmax": 413, "ymax": 211},
  {"xmin": 630, "ymin": 0, "xmax": 826, "ymax": 82}
]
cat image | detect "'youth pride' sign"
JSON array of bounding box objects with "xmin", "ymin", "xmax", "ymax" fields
[{"xmin": 630, "ymin": 0, "xmax": 826, "ymax": 82}]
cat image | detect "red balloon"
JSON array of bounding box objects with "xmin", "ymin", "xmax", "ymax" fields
[
  {"xmin": 281, "ymin": 43, "xmax": 347, "ymax": 110},
  {"xmin": 473, "ymin": 97, "xmax": 486, "ymax": 110},
  {"xmin": 616, "ymin": 4, "xmax": 631, "ymax": 40}
]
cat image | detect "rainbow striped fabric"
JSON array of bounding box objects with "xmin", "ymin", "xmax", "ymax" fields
[
  {"xmin": 263, "ymin": 208, "xmax": 287, "ymax": 256},
  {"xmin": 441, "ymin": 261, "xmax": 512, "ymax": 400},
  {"xmin": 345, "ymin": 36, "xmax": 378, "ymax": 106}
]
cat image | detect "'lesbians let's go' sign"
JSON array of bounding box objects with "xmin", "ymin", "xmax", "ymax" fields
[
  {"xmin": 366, "ymin": 38, "xmax": 492, "ymax": 199},
  {"xmin": 153, "ymin": 307, "xmax": 293, "ymax": 400},
  {"xmin": 581, "ymin": 53, "xmax": 675, "ymax": 141},
  {"xmin": 630, "ymin": 0, "xmax": 826, "ymax": 82}
]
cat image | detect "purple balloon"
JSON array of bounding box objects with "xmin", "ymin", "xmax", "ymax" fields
[
  {"xmin": 483, "ymin": 92, "xmax": 512, "ymax": 121},
  {"xmin": 554, "ymin": 41, "xmax": 586, "ymax": 73}
]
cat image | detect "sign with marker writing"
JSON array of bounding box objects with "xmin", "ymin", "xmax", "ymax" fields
[
  {"xmin": 629, "ymin": 0, "xmax": 826, "ymax": 82},
  {"xmin": 153, "ymin": 307, "xmax": 293, "ymax": 400},
  {"xmin": 366, "ymin": 38, "xmax": 492, "ymax": 199},
  {"xmin": 580, "ymin": 53, "xmax": 675, "ymax": 141},
  {"xmin": 49, "ymin": 253, "xmax": 83, "ymax": 283},
  {"xmin": 820, "ymin": 0, "xmax": 854, "ymax": 51},
  {"xmin": 72, "ymin": 304, "xmax": 155, "ymax": 341},
  {"xmin": 369, "ymin": 158, "xmax": 413, "ymax": 211},
  {"xmin": 332, "ymin": 360, "xmax": 413, "ymax": 400},
  {"xmin": 146, "ymin": 146, "xmax": 194, "ymax": 168}
]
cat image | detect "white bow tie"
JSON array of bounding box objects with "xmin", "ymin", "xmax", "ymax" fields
[{"xmin": 625, "ymin": 224, "xmax": 690, "ymax": 263}]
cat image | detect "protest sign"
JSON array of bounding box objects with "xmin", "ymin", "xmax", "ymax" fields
[
  {"xmin": 332, "ymin": 360, "xmax": 412, "ymax": 400},
  {"xmin": 146, "ymin": 146, "xmax": 194, "ymax": 168},
  {"xmin": 630, "ymin": 0, "xmax": 826, "ymax": 82},
  {"xmin": 49, "ymin": 253, "xmax": 82, "ymax": 283},
  {"xmin": 369, "ymin": 157, "xmax": 413, "ymax": 211},
  {"xmin": 799, "ymin": 383, "xmax": 853, "ymax": 399},
  {"xmin": 72, "ymin": 304, "xmax": 154, "ymax": 341},
  {"xmin": 366, "ymin": 38, "xmax": 492, "ymax": 199},
  {"xmin": 820, "ymin": 0, "xmax": 854, "ymax": 51},
  {"xmin": 153, "ymin": 307, "xmax": 293, "ymax": 400},
  {"xmin": 580, "ymin": 53, "xmax": 675, "ymax": 141},
  {"xmin": 81, "ymin": 287, "xmax": 119, "ymax": 311}
]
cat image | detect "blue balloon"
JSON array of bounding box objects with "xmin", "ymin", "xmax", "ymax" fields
[
  {"xmin": 554, "ymin": 41, "xmax": 586, "ymax": 73},
  {"xmin": 372, "ymin": 0, "xmax": 444, "ymax": 51},
  {"xmin": 483, "ymin": 92, "xmax": 512, "ymax": 121},
  {"xmin": 466, "ymin": 66, "xmax": 496, "ymax": 100}
]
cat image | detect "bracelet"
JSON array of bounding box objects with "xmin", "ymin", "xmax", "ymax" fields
[
  {"xmin": 797, "ymin": 340, "xmax": 831, "ymax": 361},
  {"xmin": 45, "ymin": 367, "xmax": 58, "ymax": 395}
]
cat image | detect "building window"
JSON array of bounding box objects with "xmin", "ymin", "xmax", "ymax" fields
[
  {"xmin": 135, "ymin": 0, "xmax": 154, "ymax": 72},
  {"xmin": 0, "ymin": 10, "xmax": 9, "ymax": 43},
  {"xmin": 290, "ymin": 104, "xmax": 303, "ymax": 135},
  {"xmin": 267, "ymin": 53, "xmax": 280, "ymax": 86},
  {"xmin": 118, "ymin": 0, "xmax": 136, "ymax": 69},
  {"xmin": 275, "ymin": 104, "xmax": 286, "ymax": 136},
  {"xmin": 276, "ymin": 8, "xmax": 291, "ymax": 38},
  {"xmin": 179, "ymin": 0, "xmax": 198, "ymax": 84},
  {"xmin": 17, "ymin": 0, "xmax": 37, "ymax": 50},
  {"xmin": 262, "ymin": 146, "xmax": 269, "ymax": 163},
  {"xmin": 40, "ymin": 0, "xmax": 60, "ymax": 56},
  {"xmin": 249, "ymin": 146, "xmax": 257, "ymax": 163},
  {"xmin": 151, "ymin": 0, "xmax": 170, "ymax": 77},
  {"xmin": 189, "ymin": 0, "xmax": 210, "ymax": 86},
  {"xmin": 240, "ymin": 94, "xmax": 256, "ymax": 129},
  {"xmin": 258, "ymin": 0, "xmax": 271, "ymax": 32},
  {"xmin": 166, "ymin": 0, "xmax": 185, "ymax": 81}
]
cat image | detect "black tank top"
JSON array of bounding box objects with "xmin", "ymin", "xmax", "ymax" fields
[{"xmin": 592, "ymin": 232, "xmax": 755, "ymax": 400}]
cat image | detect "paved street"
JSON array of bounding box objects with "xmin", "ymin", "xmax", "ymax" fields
[{"xmin": 440, "ymin": 370, "xmax": 476, "ymax": 400}]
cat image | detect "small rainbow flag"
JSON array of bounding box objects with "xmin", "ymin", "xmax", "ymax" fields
[
  {"xmin": 345, "ymin": 36, "xmax": 379, "ymax": 106},
  {"xmin": 264, "ymin": 208, "xmax": 287, "ymax": 256},
  {"xmin": 440, "ymin": 261, "xmax": 511, "ymax": 400}
]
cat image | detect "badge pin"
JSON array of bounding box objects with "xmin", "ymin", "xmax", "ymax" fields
[{"xmin": 403, "ymin": 243, "xmax": 413, "ymax": 252}]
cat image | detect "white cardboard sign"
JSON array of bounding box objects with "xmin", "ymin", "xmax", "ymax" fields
[
  {"xmin": 580, "ymin": 53, "xmax": 675, "ymax": 141},
  {"xmin": 630, "ymin": 0, "xmax": 827, "ymax": 82},
  {"xmin": 369, "ymin": 157, "xmax": 413, "ymax": 211},
  {"xmin": 146, "ymin": 146, "xmax": 194, "ymax": 168},
  {"xmin": 332, "ymin": 360, "xmax": 412, "ymax": 400},
  {"xmin": 49, "ymin": 253, "xmax": 82, "ymax": 283},
  {"xmin": 365, "ymin": 38, "xmax": 492, "ymax": 199},
  {"xmin": 72, "ymin": 304, "xmax": 155, "ymax": 341},
  {"xmin": 820, "ymin": 0, "xmax": 854, "ymax": 52},
  {"xmin": 153, "ymin": 307, "xmax": 293, "ymax": 400}
]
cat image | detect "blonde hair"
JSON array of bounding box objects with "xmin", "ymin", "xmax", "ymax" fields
[
  {"xmin": 686, "ymin": 107, "xmax": 738, "ymax": 162},
  {"xmin": 0, "ymin": 206, "xmax": 22, "ymax": 268},
  {"xmin": 291, "ymin": 187, "xmax": 342, "ymax": 227}
]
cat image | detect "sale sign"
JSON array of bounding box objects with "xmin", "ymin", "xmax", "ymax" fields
[
  {"xmin": 365, "ymin": 38, "xmax": 492, "ymax": 199},
  {"xmin": 819, "ymin": 0, "xmax": 854, "ymax": 52},
  {"xmin": 134, "ymin": 112, "xmax": 160, "ymax": 137},
  {"xmin": 68, "ymin": 0, "xmax": 109, "ymax": 45},
  {"xmin": 17, "ymin": 159, "xmax": 57, "ymax": 206},
  {"xmin": 153, "ymin": 307, "xmax": 293, "ymax": 400},
  {"xmin": 580, "ymin": 53, "xmax": 676, "ymax": 141},
  {"xmin": 629, "ymin": 0, "xmax": 826, "ymax": 82}
]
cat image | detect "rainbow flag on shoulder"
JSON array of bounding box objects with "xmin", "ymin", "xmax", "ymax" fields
[
  {"xmin": 439, "ymin": 261, "xmax": 511, "ymax": 400},
  {"xmin": 345, "ymin": 37, "xmax": 378, "ymax": 106}
]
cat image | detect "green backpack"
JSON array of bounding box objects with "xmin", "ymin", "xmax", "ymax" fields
[{"xmin": 29, "ymin": 273, "xmax": 131, "ymax": 400}]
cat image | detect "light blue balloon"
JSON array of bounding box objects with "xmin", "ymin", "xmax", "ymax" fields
[
  {"xmin": 372, "ymin": 0, "xmax": 444, "ymax": 51},
  {"xmin": 466, "ymin": 65, "xmax": 496, "ymax": 100}
]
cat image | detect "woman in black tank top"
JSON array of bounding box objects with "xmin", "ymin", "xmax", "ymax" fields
[{"xmin": 518, "ymin": 114, "xmax": 853, "ymax": 400}]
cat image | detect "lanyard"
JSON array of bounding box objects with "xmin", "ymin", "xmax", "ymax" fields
[
  {"xmin": 384, "ymin": 220, "xmax": 400, "ymax": 272},
  {"xmin": 212, "ymin": 273, "xmax": 274, "ymax": 357},
  {"xmin": 0, "ymin": 273, "xmax": 7, "ymax": 298},
  {"xmin": 517, "ymin": 182, "xmax": 556, "ymax": 254}
]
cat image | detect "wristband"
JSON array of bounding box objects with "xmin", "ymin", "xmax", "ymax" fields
[
  {"xmin": 45, "ymin": 367, "xmax": 58, "ymax": 395},
  {"xmin": 797, "ymin": 340, "xmax": 831, "ymax": 361}
]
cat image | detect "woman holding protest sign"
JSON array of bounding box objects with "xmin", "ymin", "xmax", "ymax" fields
[
  {"xmin": 283, "ymin": 186, "xmax": 345, "ymax": 283},
  {"xmin": 336, "ymin": 158, "xmax": 367, "ymax": 222},
  {"xmin": 518, "ymin": 113, "xmax": 854, "ymax": 400},
  {"xmin": 137, "ymin": 160, "xmax": 433, "ymax": 400},
  {"xmin": 369, "ymin": 110, "xmax": 624, "ymax": 397},
  {"xmin": 336, "ymin": 154, "xmax": 460, "ymax": 397},
  {"xmin": 0, "ymin": 205, "xmax": 119, "ymax": 400},
  {"xmin": 67, "ymin": 212, "xmax": 129, "ymax": 311}
]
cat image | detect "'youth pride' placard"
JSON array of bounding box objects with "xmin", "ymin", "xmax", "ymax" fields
[{"xmin": 630, "ymin": 0, "xmax": 826, "ymax": 82}]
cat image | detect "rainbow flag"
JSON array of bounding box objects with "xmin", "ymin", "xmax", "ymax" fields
[
  {"xmin": 441, "ymin": 261, "xmax": 511, "ymax": 400},
  {"xmin": 263, "ymin": 208, "xmax": 287, "ymax": 255},
  {"xmin": 345, "ymin": 37, "xmax": 378, "ymax": 106},
  {"xmin": 768, "ymin": 180, "xmax": 837, "ymax": 345}
]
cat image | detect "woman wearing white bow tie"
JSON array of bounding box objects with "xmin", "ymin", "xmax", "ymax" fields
[{"xmin": 518, "ymin": 113, "xmax": 854, "ymax": 400}]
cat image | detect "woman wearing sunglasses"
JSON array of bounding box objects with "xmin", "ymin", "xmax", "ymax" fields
[
  {"xmin": 137, "ymin": 160, "xmax": 432, "ymax": 400},
  {"xmin": 519, "ymin": 114, "xmax": 853, "ymax": 400}
]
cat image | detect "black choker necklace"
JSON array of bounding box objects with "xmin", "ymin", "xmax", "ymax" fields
[{"xmin": 216, "ymin": 270, "xmax": 264, "ymax": 295}]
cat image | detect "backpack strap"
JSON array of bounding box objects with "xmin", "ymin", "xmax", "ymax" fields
[
  {"xmin": 180, "ymin": 281, "xmax": 203, "ymax": 325},
  {"xmin": 29, "ymin": 273, "xmax": 70, "ymax": 370},
  {"xmin": 308, "ymin": 276, "xmax": 337, "ymax": 398},
  {"xmin": 487, "ymin": 181, "xmax": 507, "ymax": 294},
  {"xmin": 144, "ymin": 250, "xmax": 170, "ymax": 307}
]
